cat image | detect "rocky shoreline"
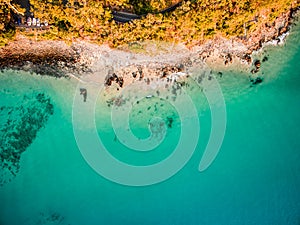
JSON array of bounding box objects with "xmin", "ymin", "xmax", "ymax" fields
[
  {"xmin": 0, "ymin": 7, "xmax": 299, "ymax": 86},
  {"xmin": 0, "ymin": 36, "xmax": 91, "ymax": 78}
]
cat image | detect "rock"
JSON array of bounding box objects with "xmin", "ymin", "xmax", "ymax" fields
[
  {"xmin": 225, "ymin": 53, "xmax": 233, "ymax": 63},
  {"xmin": 243, "ymin": 54, "xmax": 252, "ymax": 63},
  {"xmin": 166, "ymin": 117, "xmax": 173, "ymax": 128},
  {"xmin": 177, "ymin": 63, "xmax": 184, "ymax": 71},
  {"xmin": 254, "ymin": 59, "xmax": 261, "ymax": 68},
  {"xmin": 105, "ymin": 72, "xmax": 124, "ymax": 88},
  {"xmin": 262, "ymin": 56, "xmax": 268, "ymax": 62},
  {"xmin": 146, "ymin": 78, "xmax": 150, "ymax": 85},
  {"xmin": 250, "ymin": 76, "xmax": 263, "ymax": 85},
  {"xmin": 251, "ymin": 59, "xmax": 261, "ymax": 74},
  {"xmin": 251, "ymin": 68, "xmax": 259, "ymax": 74},
  {"xmin": 80, "ymin": 88, "xmax": 87, "ymax": 102},
  {"xmin": 118, "ymin": 76, "xmax": 124, "ymax": 87}
]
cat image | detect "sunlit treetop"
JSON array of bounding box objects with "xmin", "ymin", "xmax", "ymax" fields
[{"xmin": 1, "ymin": 0, "xmax": 299, "ymax": 47}]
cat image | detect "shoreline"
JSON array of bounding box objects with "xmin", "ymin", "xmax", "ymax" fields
[{"xmin": 0, "ymin": 7, "xmax": 299, "ymax": 87}]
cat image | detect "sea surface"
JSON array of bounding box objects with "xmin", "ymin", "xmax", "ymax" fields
[{"xmin": 0, "ymin": 22, "xmax": 300, "ymax": 225}]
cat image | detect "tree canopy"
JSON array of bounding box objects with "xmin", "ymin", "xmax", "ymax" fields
[
  {"xmin": 0, "ymin": 0, "xmax": 25, "ymax": 45},
  {"xmin": 0, "ymin": 0, "xmax": 299, "ymax": 47}
]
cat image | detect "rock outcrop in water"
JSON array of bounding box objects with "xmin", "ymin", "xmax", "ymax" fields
[
  {"xmin": 251, "ymin": 59, "xmax": 261, "ymax": 74},
  {"xmin": 0, "ymin": 92, "xmax": 54, "ymax": 186}
]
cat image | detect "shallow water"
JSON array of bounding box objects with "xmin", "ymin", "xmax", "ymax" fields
[{"xmin": 0, "ymin": 22, "xmax": 300, "ymax": 224}]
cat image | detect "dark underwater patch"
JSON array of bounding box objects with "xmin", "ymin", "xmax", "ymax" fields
[{"xmin": 0, "ymin": 92, "xmax": 54, "ymax": 186}]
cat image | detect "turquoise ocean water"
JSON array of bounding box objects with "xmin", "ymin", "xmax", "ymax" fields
[{"xmin": 1, "ymin": 23, "xmax": 300, "ymax": 224}]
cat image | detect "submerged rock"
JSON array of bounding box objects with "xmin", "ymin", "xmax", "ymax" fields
[
  {"xmin": 166, "ymin": 117, "xmax": 174, "ymax": 128},
  {"xmin": 262, "ymin": 56, "xmax": 268, "ymax": 62},
  {"xmin": 80, "ymin": 88, "xmax": 87, "ymax": 102},
  {"xmin": 250, "ymin": 76, "xmax": 263, "ymax": 85},
  {"xmin": 35, "ymin": 211, "xmax": 66, "ymax": 225}
]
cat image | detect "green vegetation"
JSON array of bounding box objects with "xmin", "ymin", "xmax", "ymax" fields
[
  {"xmin": 128, "ymin": 0, "xmax": 179, "ymax": 14},
  {"xmin": 0, "ymin": 0, "xmax": 299, "ymax": 47},
  {"xmin": 0, "ymin": 0, "xmax": 21, "ymax": 45}
]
